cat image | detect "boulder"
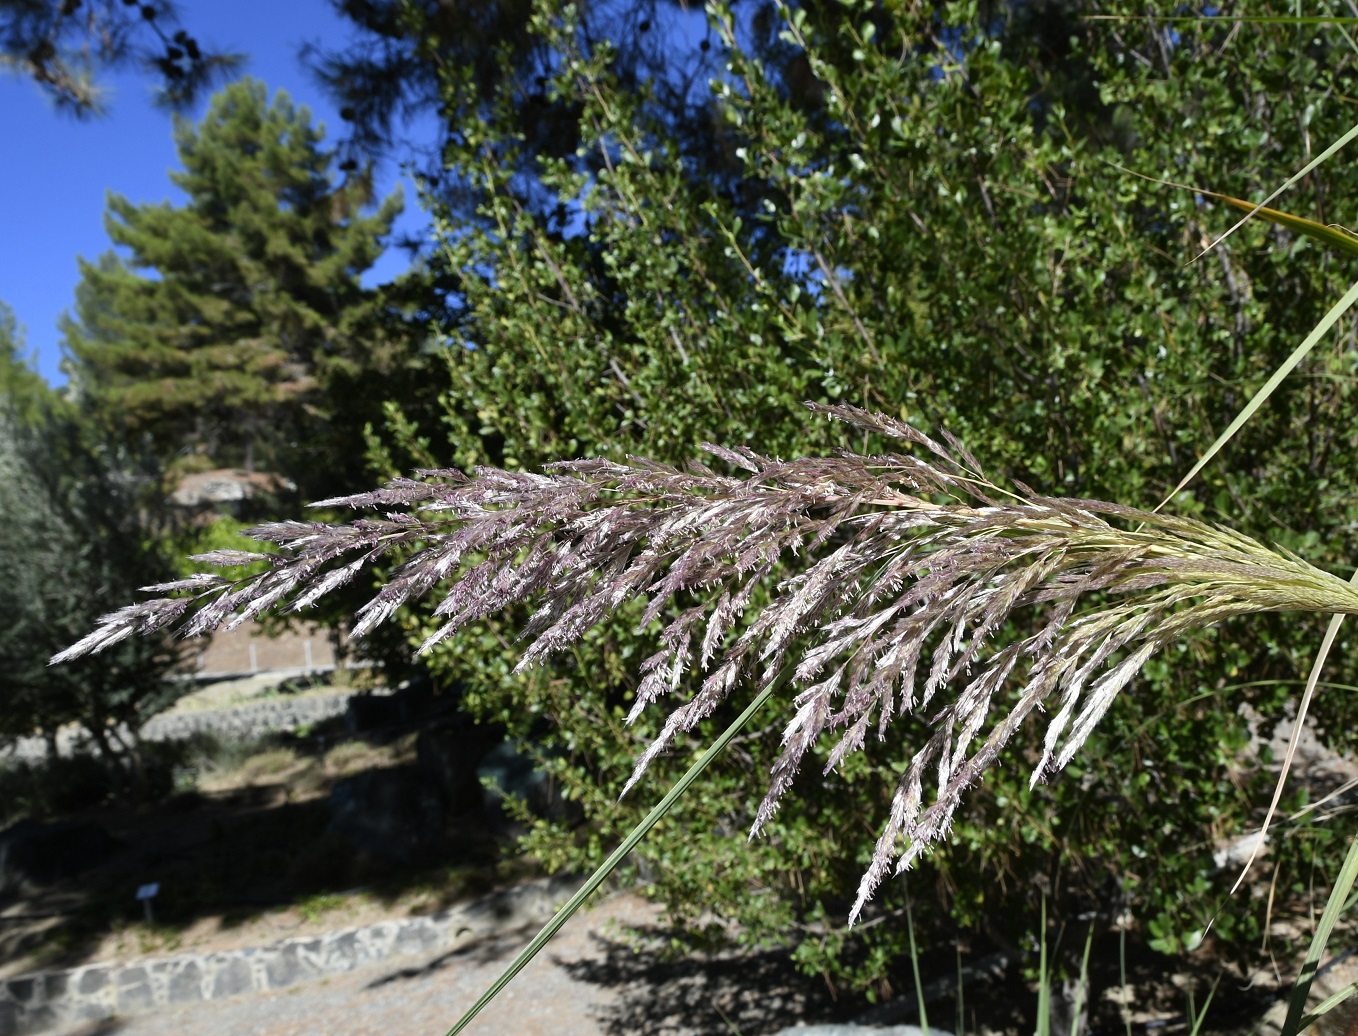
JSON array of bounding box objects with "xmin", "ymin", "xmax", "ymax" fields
[
  {"xmin": 0, "ymin": 819, "xmax": 119, "ymax": 896},
  {"xmin": 326, "ymin": 768, "xmax": 444, "ymax": 864},
  {"xmin": 167, "ymin": 469, "xmax": 295, "ymax": 509}
]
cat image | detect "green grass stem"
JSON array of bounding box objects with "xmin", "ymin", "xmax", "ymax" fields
[
  {"xmin": 1186, "ymin": 975, "xmax": 1221, "ymax": 1036},
  {"xmin": 443, "ymin": 681, "xmax": 778, "ymax": 1036},
  {"xmin": 906, "ymin": 886, "xmax": 929, "ymax": 1036},
  {"xmin": 1120, "ymin": 927, "xmax": 1131, "ymax": 1036},
  {"xmin": 1069, "ymin": 923, "xmax": 1094, "ymax": 1036},
  {"xmin": 956, "ymin": 942, "xmax": 965, "ymax": 1036},
  {"xmin": 1036, "ymin": 898, "xmax": 1051, "ymax": 1036},
  {"xmin": 1300, "ymin": 981, "xmax": 1358, "ymax": 1031}
]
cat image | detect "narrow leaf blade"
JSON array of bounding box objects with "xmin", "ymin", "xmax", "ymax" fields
[
  {"xmin": 1195, "ymin": 123, "xmax": 1358, "ymax": 259},
  {"xmin": 443, "ymin": 682, "xmax": 777, "ymax": 1036},
  {"xmin": 1213, "ymin": 194, "xmax": 1358, "ymax": 258},
  {"xmin": 1156, "ymin": 279, "xmax": 1358, "ymax": 511},
  {"xmin": 1281, "ymin": 833, "xmax": 1358, "ymax": 1036}
]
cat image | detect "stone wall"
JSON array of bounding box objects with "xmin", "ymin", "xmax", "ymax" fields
[
  {"xmin": 139, "ymin": 692, "xmax": 355, "ymax": 744},
  {"xmin": 2, "ymin": 691, "xmax": 364, "ymax": 765},
  {"xmin": 0, "ymin": 876, "xmax": 575, "ymax": 1035}
]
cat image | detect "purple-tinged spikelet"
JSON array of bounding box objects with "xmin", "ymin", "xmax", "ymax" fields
[{"xmin": 54, "ymin": 404, "xmax": 1358, "ymax": 921}]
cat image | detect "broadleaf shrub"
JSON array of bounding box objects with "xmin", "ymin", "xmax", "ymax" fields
[
  {"xmin": 407, "ymin": 0, "xmax": 1358, "ymax": 988},
  {"xmin": 56, "ymin": 0, "xmax": 1358, "ymax": 999}
]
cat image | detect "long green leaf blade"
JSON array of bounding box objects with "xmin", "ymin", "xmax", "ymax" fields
[
  {"xmin": 1300, "ymin": 981, "xmax": 1358, "ymax": 1032},
  {"xmin": 1187, "ymin": 975, "xmax": 1221, "ymax": 1036},
  {"xmin": 1281, "ymin": 834, "xmax": 1358, "ymax": 1036},
  {"xmin": 1070, "ymin": 922, "xmax": 1095, "ymax": 1036},
  {"xmin": 1110, "ymin": 165, "xmax": 1358, "ymax": 260},
  {"xmin": 1036, "ymin": 897, "xmax": 1051, "ymax": 1036},
  {"xmin": 1196, "ymin": 123, "xmax": 1358, "ymax": 259},
  {"xmin": 443, "ymin": 682, "xmax": 777, "ymax": 1036},
  {"xmin": 1156, "ymin": 278, "xmax": 1358, "ymax": 511},
  {"xmin": 1212, "ymin": 194, "xmax": 1358, "ymax": 258},
  {"xmin": 906, "ymin": 888, "xmax": 929, "ymax": 1036},
  {"xmin": 1087, "ymin": 15, "xmax": 1358, "ymax": 23}
]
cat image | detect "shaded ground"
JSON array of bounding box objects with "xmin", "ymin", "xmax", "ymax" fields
[
  {"xmin": 43, "ymin": 891, "xmax": 1308, "ymax": 1036},
  {"xmin": 0, "ymin": 676, "xmax": 517, "ymax": 980},
  {"xmin": 53, "ymin": 893, "xmax": 860, "ymax": 1036},
  {"xmin": 0, "ymin": 775, "xmax": 511, "ymax": 979},
  {"xmin": 7, "ymin": 684, "xmax": 1358, "ymax": 1035}
]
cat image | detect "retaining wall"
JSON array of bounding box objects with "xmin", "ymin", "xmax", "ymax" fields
[
  {"xmin": 2, "ymin": 691, "xmax": 362, "ymax": 765},
  {"xmin": 140, "ymin": 692, "xmax": 354, "ymax": 744},
  {"xmin": 0, "ymin": 876, "xmax": 575, "ymax": 1035}
]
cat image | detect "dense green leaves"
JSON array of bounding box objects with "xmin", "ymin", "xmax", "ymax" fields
[
  {"xmin": 26, "ymin": 0, "xmax": 1358, "ymax": 1007},
  {"xmin": 0, "ymin": 303, "xmax": 51, "ymax": 426},
  {"xmin": 0, "ymin": 324, "xmax": 182, "ymax": 761},
  {"xmin": 362, "ymin": 0, "xmax": 1358, "ymax": 995}
]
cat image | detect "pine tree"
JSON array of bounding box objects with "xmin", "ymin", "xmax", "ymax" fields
[
  {"xmin": 63, "ymin": 77, "xmax": 405, "ymax": 497},
  {"xmin": 0, "ymin": 303, "xmax": 49, "ymax": 426}
]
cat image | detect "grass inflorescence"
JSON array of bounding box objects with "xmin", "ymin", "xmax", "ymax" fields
[{"xmin": 53, "ymin": 403, "xmax": 1358, "ymax": 920}]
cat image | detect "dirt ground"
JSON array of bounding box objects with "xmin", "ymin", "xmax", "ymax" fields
[
  {"xmin": 8, "ymin": 680, "xmax": 1358, "ymax": 1036},
  {"xmin": 0, "ymin": 678, "xmax": 507, "ymax": 981},
  {"xmin": 56, "ymin": 892, "xmax": 854, "ymax": 1036}
]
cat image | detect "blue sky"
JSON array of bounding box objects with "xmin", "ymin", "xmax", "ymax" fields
[{"xmin": 0, "ymin": 0, "xmax": 431, "ymax": 385}]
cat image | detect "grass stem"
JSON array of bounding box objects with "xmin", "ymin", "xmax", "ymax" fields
[{"xmin": 442, "ymin": 681, "xmax": 778, "ymax": 1036}]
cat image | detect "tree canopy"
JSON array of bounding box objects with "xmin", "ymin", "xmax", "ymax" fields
[
  {"xmin": 36, "ymin": 0, "xmax": 1358, "ymax": 1015},
  {"xmin": 366, "ymin": 0, "xmax": 1358, "ymax": 989},
  {"xmin": 0, "ymin": 308, "xmax": 181, "ymax": 761},
  {"xmin": 0, "ymin": 304, "xmax": 50, "ymax": 425},
  {"xmin": 63, "ymin": 77, "xmax": 413, "ymax": 498}
]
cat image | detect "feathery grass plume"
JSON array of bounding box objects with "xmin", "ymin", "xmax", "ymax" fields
[{"xmin": 52, "ymin": 404, "xmax": 1358, "ymax": 920}]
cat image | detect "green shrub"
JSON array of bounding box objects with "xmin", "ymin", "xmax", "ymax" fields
[
  {"xmin": 398, "ymin": 0, "xmax": 1358, "ymax": 992},
  {"xmin": 52, "ymin": 1, "xmax": 1358, "ymax": 1016}
]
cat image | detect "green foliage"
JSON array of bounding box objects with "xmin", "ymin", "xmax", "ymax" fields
[
  {"xmin": 294, "ymin": 892, "xmax": 348, "ymax": 924},
  {"xmin": 358, "ymin": 0, "xmax": 1358, "ymax": 998},
  {"xmin": 310, "ymin": 0, "xmax": 718, "ymax": 186},
  {"xmin": 170, "ymin": 514, "xmax": 275, "ymax": 582},
  {"xmin": 62, "ymin": 77, "xmax": 416, "ymax": 500},
  {"xmin": 0, "ymin": 342, "xmax": 183, "ymax": 760},
  {"xmin": 0, "ymin": 304, "xmax": 54, "ymax": 425}
]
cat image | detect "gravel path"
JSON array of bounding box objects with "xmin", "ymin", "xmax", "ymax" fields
[{"xmin": 58, "ymin": 893, "xmax": 840, "ymax": 1036}]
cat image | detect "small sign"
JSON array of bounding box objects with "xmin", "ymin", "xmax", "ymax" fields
[{"xmin": 136, "ymin": 883, "xmax": 160, "ymax": 923}]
